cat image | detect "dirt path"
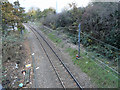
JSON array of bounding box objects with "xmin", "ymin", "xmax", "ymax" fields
[{"xmin": 24, "ymin": 24, "xmax": 96, "ymax": 88}]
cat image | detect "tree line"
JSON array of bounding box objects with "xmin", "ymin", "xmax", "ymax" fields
[
  {"xmin": 27, "ymin": 2, "xmax": 119, "ymax": 49},
  {"xmin": 1, "ymin": 0, "xmax": 27, "ymax": 35}
]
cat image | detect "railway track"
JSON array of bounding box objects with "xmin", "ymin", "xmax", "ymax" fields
[{"xmin": 27, "ymin": 24, "xmax": 83, "ymax": 89}]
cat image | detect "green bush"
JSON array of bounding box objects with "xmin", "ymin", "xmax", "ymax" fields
[{"xmin": 17, "ymin": 23, "xmax": 25, "ymax": 31}]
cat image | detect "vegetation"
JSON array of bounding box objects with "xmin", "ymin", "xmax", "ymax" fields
[
  {"xmin": 0, "ymin": 2, "xmax": 2, "ymax": 83},
  {"xmin": 47, "ymin": 32, "xmax": 62, "ymax": 45},
  {"xmin": 1, "ymin": 0, "xmax": 26, "ymax": 62},
  {"xmin": 29, "ymin": 2, "xmax": 119, "ymax": 49},
  {"xmin": 30, "ymin": 2, "xmax": 119, "ymax": 76},
  {"xmin": 2, "ymin": 0, "xmax": 27, "ymax": 34},
  {"xmin": 1, "ymin": 0, "xmax": 118, "ymax": 88},
  {"xmin": 35, "ymin": 23, "xmax": 119, "ymax": 88},
  {"xmin": 30, "ymin": 2, "xmax": 119, "ymax": 87},
  {"xmin": 1, "ymin": 1, "xmax": 28, "ymax": 88},
  {"xmin": 65, "ymin": 47, "xmax": 118, "ymax": 88},
  {"xmin": 27, "ymin": 7, "xmax": 56, "ymax": 22},
  {"xmin": 29, "ymin": 2, "xmax": 119, "ymax": 69},
  {"xmin": 81, "ymin": 2, "xmax": 119, "ymax": 49}
]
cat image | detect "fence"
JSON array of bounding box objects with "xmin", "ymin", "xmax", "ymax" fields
[{"xmin": 40, "ymin": 24, "xmax": 119, "ymax": 88}]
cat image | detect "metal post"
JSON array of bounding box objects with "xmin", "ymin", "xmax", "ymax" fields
[
  {"xmin": 56, "ymin": 0, "xmax": 58, "ymax": 14},
  {"xmin": 78, "ymin": 23, "xmax": 81, "ymax": 58}
]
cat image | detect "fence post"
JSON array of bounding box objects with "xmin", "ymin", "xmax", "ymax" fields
[{"xmin": 78, "ymin": 23, "xmax": 81, "ymax": 58}]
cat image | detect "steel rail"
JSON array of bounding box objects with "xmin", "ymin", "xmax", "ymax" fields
[
  {"xmin": 28, "ymin": 24, "xmax": 83, "ymax": 89},
  {"xmin": 43, "ymin": 26, "xmax": 119, "ymax": 75},
  {"xmin": 27, "ymin": 24, "xmax": 66, "ymax": 89}
]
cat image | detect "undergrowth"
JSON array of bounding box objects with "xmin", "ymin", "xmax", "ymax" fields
[
  {"xmin": 34, "ymin": 22, "xmax": 119, "ymax": 88},
  {"xmin": 65, "ymin": 48, "xmax": 119, "ymax": 88},
  {"xmin": 44, "ymin": 31, "xmax": 62, "ymax": 45}
]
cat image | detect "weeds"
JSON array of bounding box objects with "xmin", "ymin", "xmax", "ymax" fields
[
  {"xmin": 34, "ymin": 22, "xmax": 119, "ymax": 88},
  {"xmin": 48, "ymin": 32, "xmax": 62, "ymax": 45},
  {"xmin": 65, "ymin": 47, "xmax": 119, "ymax": 88}
]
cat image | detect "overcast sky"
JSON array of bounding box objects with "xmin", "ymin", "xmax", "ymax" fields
[{"xmin": 8, "ymin": 0, "xmax": 90, "ymax": 12}]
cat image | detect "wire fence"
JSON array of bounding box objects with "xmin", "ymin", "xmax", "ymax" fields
[
  {"xmin": 42, "ymin": 25, "xmax": 119, "ymax": 71},
  {"xmin": 80, "ymin": 31, "xmax": 119, "ymax": 72},
  {"xmin": 40, "ymin": 24, "xmax": 119, "ymax": 87},
  {"xmin": 60, "ymin": 26, "xmax": 119, "ymax": 76}
]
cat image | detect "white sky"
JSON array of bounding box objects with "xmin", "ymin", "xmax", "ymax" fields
[{"xmin": 8, "ymin": 0, "xmax": 90, "ymax": 12}]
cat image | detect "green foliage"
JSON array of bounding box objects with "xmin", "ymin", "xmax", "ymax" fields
[
  {"xmin": 80, "ymin": 32, "xmax": 119, "ymax": 65},
  {"xmin": 81, "ymin": 2, "xmax": 119, "ymax": 48},
  {"xmin": 41, "ymin": 2, "xmax": 119, "ymax": 49},
  {"xmin": 2, "ymin": 0, "xmax": 26, "ymax": 33},
  {"xmin": 43, "ymin": 4, "xmax": 83, "ymax": 29},
  {"xmin": 17, "ymin": 23, "xmax": 25, "ymax": 31},
  {"xmin": 105, "ymin": 29, "xmax": 120, "ymax": 48},
  {"xmin": 34, "ymin": 21, "xmax": 119, "ymax": 88},
  {"xmin": 27, "ymin": 7, "xmax": 56, "ymax": 21},
  {"xmin": 67, "ymin": 33, "xmax": 78, "ymax": 44},
  {"xmin": 31, "ymin": 2, "xmax": 120, "ymax": 87},
  {"xmin": 40, "ymin": 2, "xmax": 120, "ymax": 64},
  {"xmin": 48, "ymin": 32, "xmax": 62, "ymax": 45},
  {"xmin": 65, "ymin": 47, "xmax": 119, "ymax": 88}
]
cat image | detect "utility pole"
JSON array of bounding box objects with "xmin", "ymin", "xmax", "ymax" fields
[
  {"xmin": 56, "ymin": 0, "xmax": 58, "ymax": 14},
  {"xmin": 78, "ymin": 23, "xmax": 81, "ymax": 58}
]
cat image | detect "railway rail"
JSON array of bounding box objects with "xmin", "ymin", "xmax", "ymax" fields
[{"xmin": 26, "ymin": 24, "xmax": 83, "ymax": 89}]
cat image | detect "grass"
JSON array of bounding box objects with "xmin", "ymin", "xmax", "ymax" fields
[
  {"xmin": 48, "ymin": 32, "xmax": 62, "ymax": 45},
  {"xmin": 65, "ymin": 47, "xmax": 119, "ymax": 88},
  {"xmin": 33, "ymin": 22, "xmax": 119, "ymax": 88}
]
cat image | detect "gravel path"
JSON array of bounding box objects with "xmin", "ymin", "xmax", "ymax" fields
[
  {"xmin": 36, "ymin": 26, "xmax": 96, "ymax": 88},
  {"xmin": 24, "ymin": 25, "xmax": 62, "ymax": 88}
]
